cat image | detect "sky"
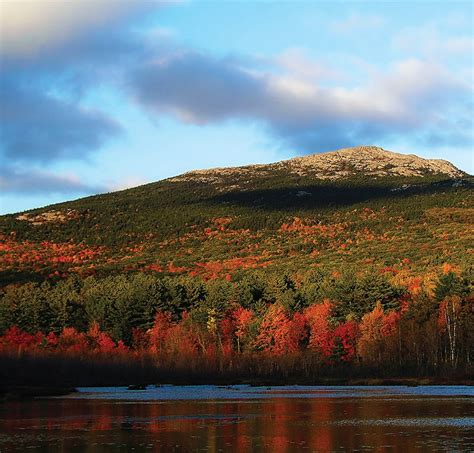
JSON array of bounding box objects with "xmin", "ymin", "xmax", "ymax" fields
[{"xmin": 0, "ymin": 0, "xmax": 473, "ymax": 214}]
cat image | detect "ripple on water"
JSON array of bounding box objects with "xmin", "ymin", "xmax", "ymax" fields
[{"xmin": 332, "ymin": 416, "xmax": 474, "ymax": 428}]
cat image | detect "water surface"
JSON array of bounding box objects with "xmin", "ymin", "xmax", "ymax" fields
[{"xmin": 1, "ymin": 385, "xmax": 473, "ymax": 452}]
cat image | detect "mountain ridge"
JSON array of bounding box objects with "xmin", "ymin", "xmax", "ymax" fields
[{"xmin": 168, "ymin": 145, "xmax": 464, "ymax": 185}]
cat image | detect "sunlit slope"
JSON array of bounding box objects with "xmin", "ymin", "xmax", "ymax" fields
[{"xmin": 0, "ymin": 146, "xmax": 472, "ymax": 284}]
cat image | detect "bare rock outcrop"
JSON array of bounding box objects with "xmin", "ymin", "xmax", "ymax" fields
[{"xmin": 168, "ymin": 145, "xmax": 464, "ymax": 184}]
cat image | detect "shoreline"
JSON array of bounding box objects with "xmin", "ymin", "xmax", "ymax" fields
[{"xmin": 2, "ymin": 378, "xmax": 473, "ymax": 401}]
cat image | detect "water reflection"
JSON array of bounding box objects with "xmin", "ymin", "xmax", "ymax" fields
[{"xmin": 1, "ymin": 387, "xmax": 473, "ymax": 452}]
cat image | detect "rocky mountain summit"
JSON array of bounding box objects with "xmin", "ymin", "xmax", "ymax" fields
[
  {"xmin": 285, "ymin": 146, "xmax": 464, "ymax": 179},
  {"xmin": 169, "ymin": 145, "xmax": 464, "ymax": 184}
]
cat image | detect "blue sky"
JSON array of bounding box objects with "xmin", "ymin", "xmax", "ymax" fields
[{"xmin": 1, "ymin": 0, "xmax": 472, "ymax": 214}]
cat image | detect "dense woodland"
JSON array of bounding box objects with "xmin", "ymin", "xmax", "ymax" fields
[
  {"xmin": 1, "ymin": 268, "xmax": 473, "ymax": 384},
  {"xmin": 0, "ymin": 172, "xmax": 473, "ymax": 384}
]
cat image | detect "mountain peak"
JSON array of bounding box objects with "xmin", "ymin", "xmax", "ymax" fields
[
  {"xmin": 169, "ymin": 145, "xmax": 464, "ymax": 184},
  {"xmin": 285, "ymin": 145, "xmax": 463, "ymax": 179}
]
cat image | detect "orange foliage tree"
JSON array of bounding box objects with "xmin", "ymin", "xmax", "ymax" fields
[
  {"xmin": 255, "ymin": 304, "xmax": 307, "ymax": 355},
  {"xmin": 304, "ymin": 300, "xmax": 333, "ymax": 357},
  {"xmin": 358, "ymin": 302, "xmax": 401, "ymax": 366}
]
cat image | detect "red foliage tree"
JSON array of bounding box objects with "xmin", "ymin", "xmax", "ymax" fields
[
  {"xmin": 131, "ymin": 327, "xmax": 149, "ymax": 352},
  {"xmin": 218, "ymin": 316, "xmax": 235, "ymax": 356},
  {"xmin": 58, "ymin": 327, "xmax": 88, "ymax": 354},
  {"xmin": 232, "ymin": 307, "xmax": 254, "ymax": 353},
  {"xmin": 148, "ymin": 311, "xmax": 173, "ymax": 355},
  {"xmin": 0, "ymin": 326, "xmax": 44, "ymax": 352},
  {"xmin": 332, "ymin": 321, "xmax": 359, "ymax": 361},
  {"xmin": 87, "ymin": 322, "xmax": 116, "ymax": 353}
]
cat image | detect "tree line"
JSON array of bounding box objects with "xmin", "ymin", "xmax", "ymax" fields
[{"xmin": 0, "ymin": 268, "xmax": 472, "ymax": 383}]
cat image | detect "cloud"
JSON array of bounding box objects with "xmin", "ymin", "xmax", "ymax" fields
[
  {"xmin": 130, "ymin": 52, "xmax": 267, "ymax": 123},
  {"xmin": 330, "ymin": 13, "xmax": 384, "ymax": 34},
  {"xmin": 129, "ymin": 51, "xmax": 472, "ymax": 153},
  {"xmin": 0, "ymin": 166, "xmax": 106, "ymax": 195},
  {"xmin": 275, "ymin": 48, "xmax": 345, "ymax": 83},
  {"xmin": 0, "ymin": 81, "xmax": 121, "ymax": 163},
  {"xmin": 0, "ymin": 0, "xmax": 176, "ymax": 166},
  {"xmin": 0, "ymin": 6, "xmax": 164, "ymax": 94},
  {"xmin": 0, "ymin": 0, "xmax": 169, "ymax": 57},
  {"xmin": 1, "ymin": 0, "xmax": 472, "ymax": 200}
]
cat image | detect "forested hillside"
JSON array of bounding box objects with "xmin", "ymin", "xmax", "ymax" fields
[{"xmin": 0, "ymin": 147, "xmax": 473, "ymax": 383}]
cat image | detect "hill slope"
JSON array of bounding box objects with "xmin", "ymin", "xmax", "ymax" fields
[{"xmin": 0, "ymin": 146, "xmax": 472, "ymax": 285}]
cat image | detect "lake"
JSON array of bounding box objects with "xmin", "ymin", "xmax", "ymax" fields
[{"xmin": 1, "ymin": 386, "xmax": 473, "ymax": 452}]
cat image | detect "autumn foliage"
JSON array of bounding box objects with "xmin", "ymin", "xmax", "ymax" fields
[{"xmin": 0, "ymin": 261, "xmax": 472, "ymax": 383}]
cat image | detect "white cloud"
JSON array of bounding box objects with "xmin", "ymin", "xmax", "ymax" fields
[
  {"xmin": 0, "ymin": 0, "xmax": 167, "ymax": 56},
  {"xmin": 130, "ymin": 52, "xmax": 471, "ymax": 152},
  {"xmin": 275, "ymin": 48, "xmax": 345, "ymax": 83}
]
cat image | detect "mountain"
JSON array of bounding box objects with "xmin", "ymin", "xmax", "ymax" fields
[
  {"xmin": 170, "ymin": 145, "xmax": 464, "ymax": 185},
  {"xmin": 0, "ymin": 146, "xmax": 472, "ymax": 285}
]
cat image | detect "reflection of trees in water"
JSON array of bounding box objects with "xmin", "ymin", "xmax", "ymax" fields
[{"xmin": 1, "ymin": 396, "xmax": 473, "ymax": 452}]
